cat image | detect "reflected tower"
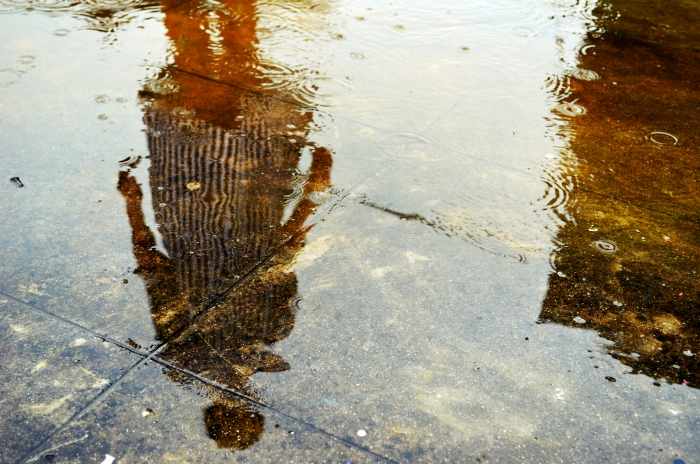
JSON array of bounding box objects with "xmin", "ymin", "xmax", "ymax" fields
[{"xmin": 117, "ymin": 0, "xmax": 332, "ymax": 449}]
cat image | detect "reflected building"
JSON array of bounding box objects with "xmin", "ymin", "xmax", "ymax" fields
[
  {"xmin": 116, "ymin": 0, "xmax": 332, "ymax": 449},
  {"xmin": 540, "ymin": 0, "xmax": 700, "ymax": 388}
]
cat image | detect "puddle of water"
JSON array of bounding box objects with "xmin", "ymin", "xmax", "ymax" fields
[
  {"xmin": 0, "ymin": 0, "xmax": 699, "ymax": 460},
  {"xmin": 0, "ymin": 299, "xmax": 141, "ymax": 463}
]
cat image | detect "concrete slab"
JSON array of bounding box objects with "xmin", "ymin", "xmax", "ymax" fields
[
  {"xmin": 23, "ymin": 361, "xmax": 391, "ymax": 463},
  {"xmin": 0, "ymin": 298, "xmax": 143, "ymax": 463}
]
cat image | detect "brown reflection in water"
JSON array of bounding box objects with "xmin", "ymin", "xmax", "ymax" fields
[
  {"xmin": 117, "ymin": 0, "xmax": 332, "ymax": 449},
  {"xmin": 540, "ymin": 1, "xmax": 700, "ymax": 388}
]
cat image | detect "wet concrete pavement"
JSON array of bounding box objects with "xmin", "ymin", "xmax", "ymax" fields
[{"xmin": 1, "ymin": 0, "xmax": 699, "ymax": 462}]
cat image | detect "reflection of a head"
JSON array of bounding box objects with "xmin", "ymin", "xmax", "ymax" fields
[{"xmin": 204, "ymin": 404, "xmax": 265, "ymax": 450}]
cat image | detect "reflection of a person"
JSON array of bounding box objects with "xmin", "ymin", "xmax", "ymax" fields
[{"xmin": 117, "ymin": 0, "xmax": 332, "ymax": 449}]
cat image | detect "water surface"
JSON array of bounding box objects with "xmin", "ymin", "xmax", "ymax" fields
[{"xmin": 0, "ymin": 0, "xmax": 698, "ymax": 461}]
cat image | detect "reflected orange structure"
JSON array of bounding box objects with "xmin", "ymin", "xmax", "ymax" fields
[
  {"xmin": 117, "ymin": 0, "xmax": 332, "ymax": 448},
  {"xmin": 540, "ymin": 0, "xmax": 700, "ymax": 388}
]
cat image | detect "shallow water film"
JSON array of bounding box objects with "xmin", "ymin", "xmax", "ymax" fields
[{"xmin": 1, "ymin": 0, "xmax": 699, "ymax": 461}]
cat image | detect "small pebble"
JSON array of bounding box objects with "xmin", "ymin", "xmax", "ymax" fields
[
  {"xmin": 187, "ymin": 181, "xmax": 201, "ymax": 190},
  {"xmin": 573, "ymin": 316, "xmax": 586, "ymax": 324},
  {"xmin": 357, "ymin": 429, "xmax": 367, "ymax": 437}
]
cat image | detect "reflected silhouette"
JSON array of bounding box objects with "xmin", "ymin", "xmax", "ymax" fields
[
  {"xmin": 116, "ymin": 0, "xmax": 332, "ymax": 448},
  {"xmin": 540, "ymin": 0, "xmax": 700, "ymax": 388}
]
